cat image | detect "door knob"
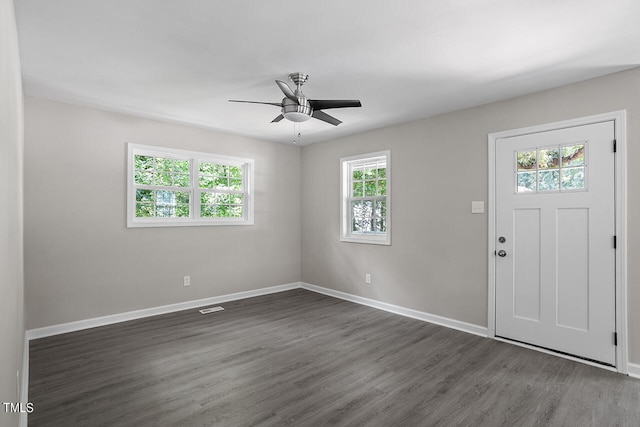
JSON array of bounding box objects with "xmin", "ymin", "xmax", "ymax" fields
[{"xmin": 497, "ymin": 250, "xmax": 507, "ymax": 257}]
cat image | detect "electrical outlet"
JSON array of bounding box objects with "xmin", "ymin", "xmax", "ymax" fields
[
  {"xmin": 183, "ymin": 276, "xmax": 191, "ymax": 286},
  {"xmin": 365, "ymin": 273, "xmax": 372, "ymax": 284}
]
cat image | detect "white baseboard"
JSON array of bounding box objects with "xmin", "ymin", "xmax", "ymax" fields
[
  {"xmin": 26, "ymin": 281, "xmax": 489, "ymax": 342},
  {"xmin": 300, "ymin": 282, "xmax": 488, "ymax": 337},
  {"xmin": 628, "ymin": 363, "xmax": 640, "ymax": 379},
  {"xmin": 26, "ymin": 282, "xmax": 300, "ymax": 340}
]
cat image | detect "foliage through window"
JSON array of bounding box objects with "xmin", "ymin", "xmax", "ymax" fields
[
  {"xmin": 516, "ymin": 143, "xmax": 586, "ymax": 193},
  {"xmin": 128, "ymin": 144, "xmax": 254, "ymax": 227},
  {"xmin": 340, "ymin": 151, "xmax": 391, "ymax": 245}
]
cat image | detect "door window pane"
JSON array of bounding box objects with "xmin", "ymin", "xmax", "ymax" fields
[
  {"xmin": 515, "ymin": 144, "xmax": 587, "ymax": 194},
  {"xmin": 538, "ymin": 148, "xmax": 559, "ymax": 169},
  {"xmin": 538, "ymin": 170, "xmax": 559, "ymax": 191},
  {"xmin": 561, "ymin": 167, "xmax": 585, "ymax": 190},
  {"xmin": 517, "ymin": 151, "xmax": 536, "ymax": 171},
  {"xmin": 517, "ymin": 172, "xmax": 537, "ymax": 192},
  {"xmin": 562, "ymin": 144, "xmax": 585, "ymax": 167}
]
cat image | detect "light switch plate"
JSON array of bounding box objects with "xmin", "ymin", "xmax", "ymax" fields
[{"xmin": 471, "ymin": 201, "xmax": 485, "ymax": 214}]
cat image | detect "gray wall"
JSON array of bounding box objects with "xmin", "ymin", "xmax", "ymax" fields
[
  {"xmin": 301, "ymin": 67, "xmax": 640, "ymax": 364},
  {"xmin": 24, "ymin": 98, "xmax": 301, "ymax": 329},
  {"xmin": 0, "ymin": 0, "xmax": 25, "ymax": 424}
]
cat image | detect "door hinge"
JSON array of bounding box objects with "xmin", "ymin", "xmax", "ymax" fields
[
  {"xmin": 614, "ymin": 332, "xmax": 618, "ymax": 346},
  {"xmin": 613, "ymin": 235, "xmax": 617, "ymax": 249},
  {"xmin": 613, "ymin": 139, "xmax": 617, "ymax": 153}
]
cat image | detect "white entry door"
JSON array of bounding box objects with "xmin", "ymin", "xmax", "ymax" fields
[{"xmin": 495, "ymin": 121, "xmax": 616, "ymax": 365}]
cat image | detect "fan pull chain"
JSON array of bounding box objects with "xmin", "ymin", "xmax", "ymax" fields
[{"xmin": 292, "ymin": 123, "xmax": 301, "ymax": 144}]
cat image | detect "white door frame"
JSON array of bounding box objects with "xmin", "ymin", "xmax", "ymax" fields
[{"xmin": 487, "ymin": 111, "xmax": 628, "ymax": 373}]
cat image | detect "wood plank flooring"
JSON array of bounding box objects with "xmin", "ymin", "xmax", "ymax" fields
[{"xmin": 29, "ymin": 289, "xmax": 640, "ymax": 426}]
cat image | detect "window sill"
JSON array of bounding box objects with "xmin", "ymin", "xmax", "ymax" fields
[
  {"xmin": 340, "ymin": 234, "xmax": 391, "ymax": 246},
  {"xmin": 127, "ymin": 218, "xmax": 254, "ymax": 228}
]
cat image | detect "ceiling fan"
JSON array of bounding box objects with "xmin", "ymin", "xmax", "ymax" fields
[{"xmin": 229, "ymin": 72, "xmax": 361, "ymax": 126}]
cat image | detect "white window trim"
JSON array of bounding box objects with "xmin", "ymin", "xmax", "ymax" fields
[
  {"xmin": 127, "ymin": 143, "xmax": 254, "ymax": 228},
  {"xmin": 340, "ymin": 150, "xmax": 391, "ymax": 245}
]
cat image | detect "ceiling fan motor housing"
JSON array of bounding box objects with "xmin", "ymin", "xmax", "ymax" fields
[{"xmin": 282, "ymin": 96, "xmax": 312, "ymax": 122}]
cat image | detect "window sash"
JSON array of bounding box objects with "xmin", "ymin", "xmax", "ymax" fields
[
  {"xmin": 340, "ymin": 151, "xmax": 391, "ymax": 245},
  {"xmin": 128, "ymin": 144, "xmax": 254, "ymax": 227},
  {"xmin": 349, "ymin": 198, "xmax": 387, "ymax": 235}
]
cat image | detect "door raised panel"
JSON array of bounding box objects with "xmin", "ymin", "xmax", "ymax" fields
[
  {"xmin": 556, "ymin": 208, "xmax": 589, "ymax": 331},
  {"xmin": 513, "ymin": 208, "xmax": 541, "ymax": 321}
]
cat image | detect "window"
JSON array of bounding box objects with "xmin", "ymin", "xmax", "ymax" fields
[
  {"xmin": 516, "ymin": 143, "xmax": 587, "ymax": 193},
  {"xmin": 340, "ymin": 150, "xmax": 391, "ymax": 245},
  {"xmin": 127, "ymin": 144, "xmax": 254, "ymax": 227}
]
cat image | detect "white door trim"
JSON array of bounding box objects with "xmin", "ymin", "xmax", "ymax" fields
[{"xmin": 487, "ymin": 111, "xmax": 628, "ymax": 373}]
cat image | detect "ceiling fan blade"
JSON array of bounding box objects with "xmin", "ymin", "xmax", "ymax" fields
[
  {"xmin": 308, "ymin": 99, "xmax": 361, "ymax": 110},
  {"xmin": 229, "ymin": 100, "xmax": 282, "ymax": 107},
  {"xmin": 271, "ymin": 114, "xmax": 284, "ymax": 123},
  {"xmin": 312, "ymin": 110, "xmax": 342, "ymax": 126},
  {"xmin": 275, "ymin": 80, "xmax": 298, "ymax": 103}
]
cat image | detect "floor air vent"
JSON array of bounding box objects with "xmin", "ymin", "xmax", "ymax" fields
[{"xmin": 199, "ymin": 306, "xmax": 224, "ymax": 314}]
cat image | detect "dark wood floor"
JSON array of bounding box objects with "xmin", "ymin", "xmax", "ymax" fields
[{"xmin": 29, "ymin": 289, "xmax": 640, "ymax": 426}]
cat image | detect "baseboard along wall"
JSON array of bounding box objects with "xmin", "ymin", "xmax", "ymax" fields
[
  {"xmin": 26, "ymin": 282, "xmax": 488, "ymax": 341},
  {"xmin": 300, "ymin": 283, "xmax": 488, "ymax": 337},
  {"xmin": 26, "ymin": 282, "xmax": 301, "ymax": 340},
  {"xmin": 628, "ymin": 363, "xmax": 640, "ymax": 380}
]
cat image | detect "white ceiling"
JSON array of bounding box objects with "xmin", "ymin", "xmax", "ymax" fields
[{"xmin": 14, "ymin": 0, "xmax": 640, "ymax": 145}]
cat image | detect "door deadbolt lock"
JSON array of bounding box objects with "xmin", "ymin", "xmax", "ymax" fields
[
  {"xmin": 497, "ymin": 250, "xmax": 507, "ymax": 257},
  {"xmin": 498, "ymin": 236, "xmax": 506, "ymax": 243}
]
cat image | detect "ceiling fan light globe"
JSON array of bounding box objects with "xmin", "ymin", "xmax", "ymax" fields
[{"xmin": 283, "ymin": 111, "xmax": 311, "ymax": 122}]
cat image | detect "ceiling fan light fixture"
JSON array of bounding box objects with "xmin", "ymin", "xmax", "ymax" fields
[
  {"xmin": 282, "ymin": 97, "xmax": 312, "ymax": 122},
  {"xmin": 283, "ymin": 111, "xmax": 311, "ymax": 122}
]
